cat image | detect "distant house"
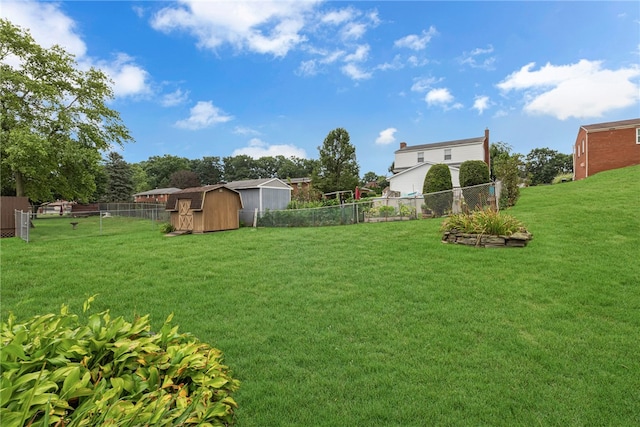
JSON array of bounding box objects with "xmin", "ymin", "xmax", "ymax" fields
[
  {"xmin": 573, "ymin": 118, "xmax": 640, "ymax": 181},
  {"xmin": 287, "ymin": 177, "xmax": 312, "ymax": 197},
  {"xmin": 165, "ymin": 185, "xmax": 243, "ymax": 233},
  {"xmin": 388, "ymin": 129, "xmax": 490, "ymax": 196},
  {"xmin": 224, "ymin": 178, "xmax": 292, "ymax": 226},
  {"xmin": 133, "ymin": 188, "xmax": 182, "ymax": 203}
]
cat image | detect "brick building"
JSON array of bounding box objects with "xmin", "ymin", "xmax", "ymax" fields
[{"xmin": 573, "ymin": 118, "xmax": 640, "ymax": 180}]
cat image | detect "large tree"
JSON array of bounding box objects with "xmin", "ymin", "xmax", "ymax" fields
[
  {"xmin": 313, "ymin": 128, "xmax": 359, "ymax": 194},
  {"xmin": 140, "ymin": 155, "xmax": 190, "ymax": 189},
  {"xmin": 0, "ymin": 19, "xmax": 132, "ymax": 201},
  {"xmin": 102, "ymin": 152, "xmax": 134, "ymax": 202},
  {"xmin": 525, "ymin": 148, "xmax": 573, "ymax": 185},
  {"xmin": 190, "ymin": 156, "xmax": 223, "ymax": 186}
]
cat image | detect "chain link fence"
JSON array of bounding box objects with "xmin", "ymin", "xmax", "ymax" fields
[{"xmin": 14, "ymin": 210, "xmax": 30, "ymax": 242}]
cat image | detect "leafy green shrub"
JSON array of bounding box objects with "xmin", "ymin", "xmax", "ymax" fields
[
  {"xmin": 459, "ymin": 160, "xmax": 491, "ymax": 210},
  {"xmin": 159, "ymin": 222, "xmax": 175, "ymax": 234},
  {"xmin": 552, "ymin": 173, "xmax": 573, "ymax": 184},
  {"xmin": 441, "ymin": 209, "xmax": 527, "ymax": 236},
  {"xmin": 422, "ymin": 164, "xmax": 453, "ymax": 217},
  {"xmin": 1, "ymin": 298, "xmax": 239, "ymax": 427},
  {"xmin": 398, "ymin": 204, "xmax": 416, "ymax": 218}
]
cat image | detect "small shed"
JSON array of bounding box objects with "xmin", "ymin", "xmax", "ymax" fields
[
  {"xmin": 1, "ymin": 196, "xmax": 31, "ymax": 238},
  {"xmin": 165, "ymin": 185, "xmax": 243, "ymax": 233},
  {"xmin": 225, "ymin": 178, "xmax": 292, "ymax": 226}
]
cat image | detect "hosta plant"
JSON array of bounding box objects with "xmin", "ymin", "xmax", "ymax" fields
[{"xmin": 0, "ymin": 297, "xmax": 239, "ymax": 426}]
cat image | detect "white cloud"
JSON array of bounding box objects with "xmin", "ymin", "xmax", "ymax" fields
[
  {"xmin": 161, "ymin": 89, "xmax": 190, "ymax": 107},
  {"xmin": 151, "ymin": 0, "xmax": 320, "ymax": 57},
  {"xmin": 344, "ymin": 45, "xmax": 370, "ymax": 62},
  {"xmin": 394, "ymin": 26, "xmax": 438, "ymax": 51},
  {"xmin": 233, "ymin": 126, "xmax": 260, "ymax": 136},
  {"xmin": 497, "ymin": 60, "xmax": 640, "ymax": 119},
  {"xmin": 232, "ymin": 138, "xmax": 307, "ymax": 158},
  {"xmin": 460, "ymin": 44, "xmax": 496, "ymax": 70},
  {"xmin": 341, "ymin": 63, "xmax": 372, "ymax": 80},
  {"xmin": 175, "ymin": 101, "xmax": 233, "ymax": 130},
  {"xmin": 375, "ymin": 128, "xmax": 398, "ymax": 145},
  {"xmin": 3, "ymin": 0, "xmax": 152, "ymax": 99},
  {"xmin": 96, "ymin": 53, "xmax": 151, "ymax": 98},
  {"xmin": 2, "ymin": 0, "xmax": 87, "ymax": 57},
  {"xmin": 341, "ymin": 22, "xmax": 367, "ymax": 40},
  {"xmin": 411, "ymin": 76, "xmax": 440, "ymax": 93},
  {"xmin": 425, "ymin": 88, "xmax": 463, "ymax": 110},
  {"xmin": 321, "ymin": 7, "xmax": 357, "ymax": 25},
  {"xmin": 472, "ymin": 96, "xmax": 490, "ymax": 114}
]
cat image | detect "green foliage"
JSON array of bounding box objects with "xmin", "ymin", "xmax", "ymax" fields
[
  {"xmin": 493, "ymin": 152, "xmax": 522, "ymax": 209},
  {"xmin": 459, "ymin": 160, "xmax": 491, "ymax": 188},
  {"xmin": 313, "ymin": 128, "xmax": 360, "ymax": 194},
  {"xmin": 0, "ymin": 298, "xmax": 239, "ymax": 426},
  {"xmin": 189, "ymin": 156, "xmax": 223, "ymax": 186},
  {"xmin": 159, "ymin": 222, "xmax": 175, "ymax": 234},
  {"xmin": 169, "ymin": 170, "xmax": 200, "ymax": 189},
  {"xmin": 422, "ymin": 164, "xmax": 453, "ymax": 216},
  {"xmin": 102, "ymin": 152, "xmax": 134, "ymax": 202},
  {"xmin": 525, "ymin": 147, "xmax": 573, "ymax": 186},
  {"xmin": 441, "ymin": 209, "xmax": 527, "ymax": 236},
  {"xmin": 0, "ymin": 19, "xmax": 133, "ymax": 201},
  {"xmin": 459, "ymin": 161, "xmax": 491, "ymax": 211},
  {"xmin": 552, "ymin": 173, "xmax": 573, "ymax": 184},
  {"xmin": 140, "ymin": 155, "xmax": 190, "ymax": 189}
]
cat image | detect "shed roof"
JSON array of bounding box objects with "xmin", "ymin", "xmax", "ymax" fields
[
  {"xmin": 225, "ymin": 178, "xmax": 292, "ymax": 190},
  {"xmin": 134, "ymin": 188, "xmax": 182, "ymax": 197},
  {"xmin": 395, "ymin": 136, "xmax": 485, "ymax": 154},
  {"xmin": 581, "ymin": 118, "xmax": 640, "ymax": 132},
  {"xmin": 165, "ymin": 184, "xmax": 241, "ymax": 212}
]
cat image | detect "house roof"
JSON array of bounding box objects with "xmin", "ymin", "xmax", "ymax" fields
[
  {"xmin": 287, "ymin": 177, "xmax": 311, "ymax": 184},
  {"xmin": 388, "ymin": 161, "xmax": 460, "ymax": 180},
  {"xmin": 581, "ymin": 118, "xmax": 640, "ymax": 132},
  {"xmin": 133, "ymin": 188, "xmax": 182, "ymax": 197},
  {"xmin": 165, "ymin": 184, "xmax": 241, "ymax": 212},
  {"xmin": 395, "ymin": 136, "xmax": 485, "ymax": 154},
  {"xmin": 224, "ymin": 178, "xmax": 292, "ymax": 190}
]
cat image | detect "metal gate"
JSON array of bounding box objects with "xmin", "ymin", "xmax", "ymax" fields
[{"xmin": 14, "ymin": 210, "xmax": 30, "ymax": 243}]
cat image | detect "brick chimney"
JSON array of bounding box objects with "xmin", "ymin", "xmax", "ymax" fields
[
  {"xmin": 400, "ymin": 142, "xmax": 407, "ymax": 149},
  {"xmin": 484, "ymin": 128, "xmax": 490, "ymax": 168}
]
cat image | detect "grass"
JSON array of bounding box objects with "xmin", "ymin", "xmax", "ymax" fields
[{"xmin": 2, "ymin": 165, "xmax": 639, "ymax": 426}]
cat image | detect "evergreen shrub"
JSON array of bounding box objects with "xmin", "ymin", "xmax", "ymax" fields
[
  {"xmin": 459, "ymin": 160, "xmax": 491, "ymax": 211},
  {"xmin": 422, "ymin": 164, "xmax": 453, "ymax": 217}
]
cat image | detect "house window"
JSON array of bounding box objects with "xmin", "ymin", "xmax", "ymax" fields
[
  {"xmin": 582, "ymin": 139, "xmax": 585, "ymax": 152},
  {"xmin": 417, "ymin": 152, "xmax": 424, "ymax": 163},
  {"xmin": 444, "ymin": 148, "xmax": 452, "ymax": 160},
  {"xmin": 636, "ymin": 128, "xmax": 640, "ymax": 144}
]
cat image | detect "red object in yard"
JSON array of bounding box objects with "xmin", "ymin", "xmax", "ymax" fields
[{"xmin": 355, "ymin": 186, "xmax": 360, "ymax": 200}]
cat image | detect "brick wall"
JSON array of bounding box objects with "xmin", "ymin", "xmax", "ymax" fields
[{"xmin": 586, "ymin": 127, "xmax": 640, "ymax": 178}]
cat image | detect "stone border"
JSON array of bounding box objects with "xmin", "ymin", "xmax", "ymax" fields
[{"xmin": 442, "ymin": 230, "xmax": 533, "ymax": 248}]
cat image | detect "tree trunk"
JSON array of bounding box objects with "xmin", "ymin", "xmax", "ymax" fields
[{"xmin": 14, "ymin": 170, "xmax": 25, "ymax": 197}]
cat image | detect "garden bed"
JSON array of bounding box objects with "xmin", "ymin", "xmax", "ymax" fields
[{"xmin": 442, "ymin": 230, "xmax": 533, "ymax": 247}]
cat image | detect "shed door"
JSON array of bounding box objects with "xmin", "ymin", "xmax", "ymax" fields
[{"xmin": 178, "ymin": 199, "xmax": 193, "ymax": 231}]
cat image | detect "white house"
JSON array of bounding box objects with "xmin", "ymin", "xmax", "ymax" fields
[{"xmin": 388, "ymin": 129, "xmax": 490, "ymax": 196}]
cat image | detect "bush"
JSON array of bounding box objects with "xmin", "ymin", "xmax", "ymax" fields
[
  {"xmin": 441, "ymin": 209, "xmax": 527, "ymax": 236},
  {"xmin": 0, "ymin": 298, "xmax": 240, "ymax": 426},
  {"xmin": 552, "ymin": 173, "xmax": 573, "ymax": 184},
  {"xmin": 459, "ymin": 160, "xmax": 491, "ymax": 211},
  {"xmin": 159, "ymin": 222, "xmax": 175, "ymax": 234},
  {"xmin": 423, "ymin": 164, "xmax": 453, "ymax": 217}
]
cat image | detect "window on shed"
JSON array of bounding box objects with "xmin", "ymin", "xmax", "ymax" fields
[
  {"xmin": 417, "ymin": 152, "xmax": 424, "ymax": 163},
  {"xmin": 444, "ymin": 148, "xmax": 452, "ymax": 160}
]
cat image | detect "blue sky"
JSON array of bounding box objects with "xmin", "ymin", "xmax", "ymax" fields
[{"xmin": 4, "ymin": 1, "xmax": 639, "ymax": 176}]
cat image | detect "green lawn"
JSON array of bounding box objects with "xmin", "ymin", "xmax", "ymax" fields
[{"xmin": 2, "ymin": 165, "xmax": 639, "ymax": 426}]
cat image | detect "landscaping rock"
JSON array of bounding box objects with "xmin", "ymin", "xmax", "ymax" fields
[{"xmin": 442, "ymin": 231, "xmax": 532, "ymax": 248}]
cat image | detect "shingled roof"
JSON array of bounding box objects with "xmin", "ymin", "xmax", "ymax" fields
[
  {"xmin": 165, "ymin": 184, "xmax": 238, "ymax": 212},
  {"xmin": 394, "ymin": 136, "xmax": 486, "ymax": 153},
  {"xmin": 581, "ymin": 118, "xmax": 640, "ymax": 132}
]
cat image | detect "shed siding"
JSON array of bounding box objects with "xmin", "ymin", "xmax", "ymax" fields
[
  {"xmin": 202, "ymin": 189, "xmax": 241, "ymax": 231},
  {"xmin": 261, "ymin": 188, "xmax": 291, "ymax": 210},
  {"xmin": 0, "ymin": 197, "xmax": 31, "ymax": 238}
]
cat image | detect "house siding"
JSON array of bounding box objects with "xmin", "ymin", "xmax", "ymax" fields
[
  {"xmin": 395, "ymin": 143, "xmax": 485, "ymax": 170},
  {"xmin": 389, "ymin": 164, "xmax": 461, "ymax": 196},
  {"xmin": 574, "ymin": 121, "xmax": 640, "ymax": 180}
]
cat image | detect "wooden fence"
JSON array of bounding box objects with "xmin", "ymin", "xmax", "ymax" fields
[{"xmin": 0, "ymin": 196, "xmax": 31, "ymax": 238}]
